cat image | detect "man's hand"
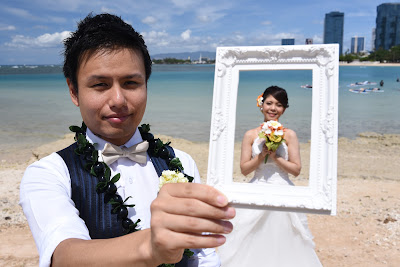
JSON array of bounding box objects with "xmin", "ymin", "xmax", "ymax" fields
[{"xmin": 149, "ymin": 183, "xmax": 235, "ymax": 265}]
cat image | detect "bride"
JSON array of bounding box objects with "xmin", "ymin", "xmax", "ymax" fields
[{"xmin": 218, "ymin": 86, "xmax": 322, "ymax": 266}]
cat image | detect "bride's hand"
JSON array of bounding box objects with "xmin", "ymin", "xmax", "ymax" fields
[
  {"xmin": 260, "ymin": 146, "xmax": 269, "ymax": 158},
  {"xmin": 268, "ymin": 150, "xmax": 277, "ymax": 161},
  {"xmin": 259, "ymin": 146, "xmax": 277, "ymax": 162}
]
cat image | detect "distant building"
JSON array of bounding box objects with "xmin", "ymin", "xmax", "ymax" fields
[
  {"xmin": 324, "ymin": 11, "xmax": 344, "ymax": 55},
  {"xmin": 281, "ymin": 38, "xmax": 295, "ymax": 45},
  {"xmin": 375, "ymin": 3, "xmax": 400, "ymax": 50},
  {"xmin": 351, "ymin": 36, "xmax": 365, "ymax": 53},
  {"xmin": 372, "ymin": 28, "xmax": 376, "ymax": 51},
  {"xmin": 305, "ymin": 38, "xmax": 313, "ymax": 44}
]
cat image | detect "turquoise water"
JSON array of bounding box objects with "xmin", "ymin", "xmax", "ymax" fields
[{"xmin": 0, "ymin": 64, "xmax": 399, "ymax": 154}]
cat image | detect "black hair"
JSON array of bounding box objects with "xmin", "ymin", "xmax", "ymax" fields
[
  {"xmin": 63, "ymin": 13, "xmax": 152, "ymax": 92},
  {"xmin": 261, "ymin": 86, "xmax": 289, "ymax": 108}
]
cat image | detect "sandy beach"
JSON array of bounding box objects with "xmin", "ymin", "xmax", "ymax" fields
[{"xmin": 1, "ymin": 132, "xmax": 399, "ymax": 266}]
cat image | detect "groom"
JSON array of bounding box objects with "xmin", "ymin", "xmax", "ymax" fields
[{"xmin": 20, "ymin": 13, "xmax": 234, "ymax": 266}]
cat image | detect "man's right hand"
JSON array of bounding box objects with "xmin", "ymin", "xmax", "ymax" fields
[{"xmin": 148, "ymin": 183, "xmax": 235, "ymax": 265}]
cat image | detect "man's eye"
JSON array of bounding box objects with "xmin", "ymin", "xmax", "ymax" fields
[
  {"xmin": 125, "ymin": 81, "xmax": 138, "ymax": 85},
  {"xmin": 92, "ymin": 83, "xmax": 107, "ymax": 87}
]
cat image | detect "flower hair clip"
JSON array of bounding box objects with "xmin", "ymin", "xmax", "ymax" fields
[{"xmin": 257, "ymin": 94, "xmax": 264, "ymax": 108}]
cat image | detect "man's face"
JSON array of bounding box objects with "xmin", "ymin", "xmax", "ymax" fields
[{"xmin": 68, "ymin": 48, "xmax": 147, "ymax": 145}]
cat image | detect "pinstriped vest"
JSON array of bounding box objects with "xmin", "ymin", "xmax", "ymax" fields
[
  {"xmin": 57, "ymin": 142, "xmax": 177, "ymax": 237},
  {"xmin": 57, "ymin": 143, "xmax": 192, "ymax": 266}
]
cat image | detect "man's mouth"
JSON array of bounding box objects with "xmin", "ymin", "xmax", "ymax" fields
[{"xmin": 104, "ymin": 114, "xmax": 130, "ymax": 123}]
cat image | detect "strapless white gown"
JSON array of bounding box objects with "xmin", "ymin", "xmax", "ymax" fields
[{"xmin": 218, "ymin": 137, "xmax": 322, "ymax": 267}]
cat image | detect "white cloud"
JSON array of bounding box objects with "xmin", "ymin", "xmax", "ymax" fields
[
  {"xmin": 197, "ymin": 15, "xmax": 211, "ymax": 23},
  {"xmin": 348, "ymin": 11, "xmax": 373, "ymax": 17},
  {"xmin": 48, "ymin": 16, "xmax": 67, "ymax": 24},
  {"xmin": 262, "ymin": 21, "xmax": 272, "ymax": 25},
  {"xmin": 171, "ymin": 0, "xmax": 197, "ymax": 9},
  {"xmin": 196, "ymin": 5, "xmax": 227, "ymax": 23},
  {"xmin": 312, "ymin": 35, "xmax": 323, "ymax": 44},
  {"xmin": 101, "ymin": 7, "xmax": 115, "ymax": 14},
  {"xmin": 181, "ymin": 29, "xmax": 191, "ymax": 40},
  {"xmin": 6, "ymin": 31, "xmax": 71, "ymax": 48},
  {"xmin": 31, "ymin": 0, "xmax": 86, "ymax": 12},
  {"xmin": 142, "ymin": 16, "xmax": 157, "ymax": 25},
  {"xmin": 141, "ymin": 30, "xmax": 170, "ymax": 47},
  {"xmin": 142, "ymin": 30, "xmax": 168, "ymax": 39},
  {"xmin": 4, "ymin": 7, "xmax": 33, "ymax": 18},
  {"xmin": 273, "ymin": 32, "xmax": 296, "ymax": 40},
  {"xmin": 235, "ymin": 34, "xmax": 244, "ymax": 42},
  {"xmin": 313, "ymin": 20, "xmax": 324, "ymax": 25},
  {"xmin": 0, "ymin": 25, "xmax": 16, "ymax": 31}
]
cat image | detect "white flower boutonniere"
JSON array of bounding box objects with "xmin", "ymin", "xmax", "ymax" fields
[{"xmin": 159, "ymin": 170, "xmax": 189, "ymax": 191}]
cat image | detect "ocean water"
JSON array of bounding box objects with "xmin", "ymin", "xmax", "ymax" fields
[{"xmin": 1, "ymin": 64, "xmax": 399, "ymax": 156}]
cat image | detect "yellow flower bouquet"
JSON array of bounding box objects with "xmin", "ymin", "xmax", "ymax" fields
[{"xmin": 258, "ymin": 120, "xmax": 285, "ymax": 163}]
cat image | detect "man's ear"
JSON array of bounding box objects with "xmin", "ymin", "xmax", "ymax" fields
[{"xmin": 67, "ymin": 78, "xmax": 79, "ymax": 107}]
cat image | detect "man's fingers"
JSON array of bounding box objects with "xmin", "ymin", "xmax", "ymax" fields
[
  {"xmin": 151, "ymin": 212, "xmax": 233, "ymax": 235},
  {"xmin": 151, "ymin": 196, "xmax": 235, "ymax": 220},
  {"xmin": 158, "ymin": 183, "xmax": 229, "ymax": 208},
  {"xmin": 153, "ymin": 228, "xmax": 227, "ymax": 250}
]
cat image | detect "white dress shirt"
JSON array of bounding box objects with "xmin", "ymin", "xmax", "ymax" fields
[{"xmin": 20, "ymin": 128, "xmax": 220, "ymax": 267}]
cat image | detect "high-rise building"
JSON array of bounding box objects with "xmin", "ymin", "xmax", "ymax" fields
[
  {"xmin": 351, "ymin": 36, "xmax": 365, "ymax": 53},
  {"xmin": 375, "ymin": 3, "xmax": 400, "ymax": 50},
  {"xmin": 324, "ymin": 11, "xmax": 344, "ymax": 55},
  {"xmin": 372, "ymin": 28, "xmax": 376, "ymax": 51},
  {"xmin": 305, "ymin": 38, "xmax": 313, "ymax": 44},
  {"xmin": 281, "ymin": 38, "xmax": 295, "ymax": 45}
]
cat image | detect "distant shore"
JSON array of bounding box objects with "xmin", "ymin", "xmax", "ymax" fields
[{"xmin": 340, "ymin": 61, "xmax": 400, "ymax": 67}]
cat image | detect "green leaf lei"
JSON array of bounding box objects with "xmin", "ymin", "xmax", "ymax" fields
[{"xmin": 69, "ymin": 122, "xmax": 194, "ymax": 266}]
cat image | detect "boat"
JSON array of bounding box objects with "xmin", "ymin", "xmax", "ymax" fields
[
  {"xmin": 347, "ymin": 81, "xmax": 377, "ymax": 87},
  {"xmin": 349, "ymin": 87, "xmax": 384, "ymax": 94},
  {"xmin": 300, "ymin": 84, "xmax": 312, "ymax": 89},
  {"xmin": 349, "ymin": 88, "xmax": 369, "ymax": 94},
  {"xmin": 364, "ymin": 87, "xmax": 384, "ymax": 92}
]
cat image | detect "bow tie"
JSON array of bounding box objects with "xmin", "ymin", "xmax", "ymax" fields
[{"xmin": 101, "ymin": 141, "xmax": 149, "ymax": 165}]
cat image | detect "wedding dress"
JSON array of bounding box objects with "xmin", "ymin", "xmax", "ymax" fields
[{"xmin": 218, "ymin": 137, "xmax": 322, "ymax": 267}]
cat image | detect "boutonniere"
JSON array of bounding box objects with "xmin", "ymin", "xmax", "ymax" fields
[{"xmin": 159, "ymin": 170, "xmax": 190, "ymax": 190}]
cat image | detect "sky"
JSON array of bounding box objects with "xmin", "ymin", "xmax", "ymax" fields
[{"xmin": 0, "ymin": 0, "xmax": 398, "ymax": 64}]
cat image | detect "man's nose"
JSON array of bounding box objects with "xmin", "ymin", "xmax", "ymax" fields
[{"xmin": 109, "ymin": 84, "xmax": 126, "ymax": 108}]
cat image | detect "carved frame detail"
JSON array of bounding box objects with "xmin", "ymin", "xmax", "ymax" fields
[{"xmin": 207, "ymin": 44, "xmax": 338, "ymax": 215}]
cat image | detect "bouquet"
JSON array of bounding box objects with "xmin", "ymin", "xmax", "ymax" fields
[{"xmin": 258, "ymin": 120, "xmax": 285, "ymax": 163}]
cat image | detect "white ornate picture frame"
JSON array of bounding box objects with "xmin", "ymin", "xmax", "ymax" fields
[{"xmin": 207, "ymin": 44, "xmax": 338, "ymax": 215}]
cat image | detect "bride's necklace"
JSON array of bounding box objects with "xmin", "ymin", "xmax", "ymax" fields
[{"xmin": 69, "ymin": 122, "xmax": 194, "ymax": 266}]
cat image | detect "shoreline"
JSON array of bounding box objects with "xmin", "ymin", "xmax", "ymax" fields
[{"xmin": 340, "ymin": 61, "xmax": 400, "ymax": 67}]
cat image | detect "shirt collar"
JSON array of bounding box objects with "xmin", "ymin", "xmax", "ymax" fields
[{"xmin": 86, "ymin": 127, "xmax": 144, "ymax": 151}]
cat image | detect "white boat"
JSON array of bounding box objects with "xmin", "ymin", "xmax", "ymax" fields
[
  {"xmin": 347, "ymin": 81, "xmax": 377, "ymax": 87},
  {"xmin": 349, "ymin": 87, "xmax": 384, "ymax": 94}
]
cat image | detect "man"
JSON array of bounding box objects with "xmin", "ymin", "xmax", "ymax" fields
[{"xmin": 20, "ymin": 13, "xmax": 234, "ymax": 266}]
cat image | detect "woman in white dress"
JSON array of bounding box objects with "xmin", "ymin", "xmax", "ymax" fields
[{"xmin": 218, "ymin": 86, "xmax": 322, "ymax": 267}]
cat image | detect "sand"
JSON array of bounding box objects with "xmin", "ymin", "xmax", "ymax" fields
[{"xmin": 1, "ymin": 132, "xmax": 399, "ymax": 266}]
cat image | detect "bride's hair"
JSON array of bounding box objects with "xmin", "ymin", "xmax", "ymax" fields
[{"xmin": 262, "ymin": 86, "xmax": 289, "ymax": 108}]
